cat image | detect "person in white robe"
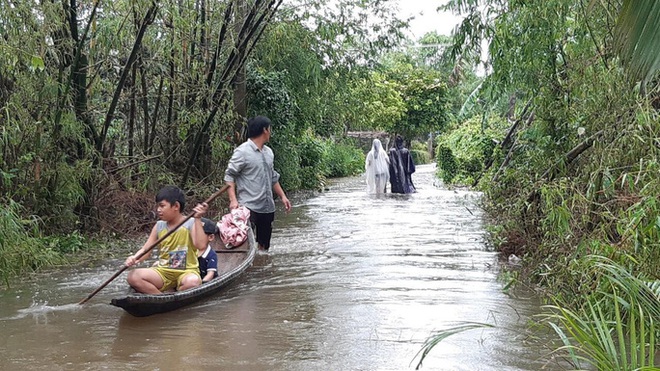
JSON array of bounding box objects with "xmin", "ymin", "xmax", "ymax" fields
[{"xmin": 365, "ymin": 138, "xmax": 390, "ymax": 194}]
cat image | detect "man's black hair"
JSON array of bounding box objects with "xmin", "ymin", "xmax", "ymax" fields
[
  {"xmin": 247, "ymin": 116, "xmax": 272, "ymax": 139},
  {"xmin": 156, "ymin": 185, "xmax": 186, "ymax": 210}
]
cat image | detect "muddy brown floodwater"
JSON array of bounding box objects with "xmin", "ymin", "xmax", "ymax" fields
[{"xmin": 0, "ymin": 164, "xmax": 570, "ymax": 370}]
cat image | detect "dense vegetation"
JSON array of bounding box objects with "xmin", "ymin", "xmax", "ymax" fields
[
  {"xmin": 2, "ymin": 0, "xmax": 659, "ymax": 367},
  {"xmin": 428, "ymin": 0, "xmax": 660, "ymax": 368},
  {"xmin": 436, "ymin": 0, "xmax": 660, "ymax": 295}
]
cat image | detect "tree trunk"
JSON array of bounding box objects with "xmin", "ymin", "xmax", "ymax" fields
[
  {"xmin": 140, "ymin": 62, "xmax": 151, "ymax": 151},
  {"xmin": 233, "ymin": 0, "xmax": 248, "ymax": 139},
  {"xmin": 148, "ymin": 74, "xmax": 164, "ymax": 155},
  {"xmin": 205, "ymin": 2, "xmax": 233, "ymax": 88},
  {"xmin": 128, "ymin": 63, "xmax": 137, "ymax": 158},
  {"xmin": 99, "ymin": 1, "xmax": 158, "ymax": 154},
  {"xmin": 166, "ymin": 46, "xmax": 176, "ymax": 156},
  {"xmin": 180, "ymin": 0, "xmax": 284, "ymax": 187},
  {"xmin": 540, "ymin": 130, "xmax": 604, "ymax": 181}
]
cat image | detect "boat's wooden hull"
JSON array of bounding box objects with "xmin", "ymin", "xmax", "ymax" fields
[{"xmin": 110, "ymin": 228, "xmax": 256, "ymax": 317}]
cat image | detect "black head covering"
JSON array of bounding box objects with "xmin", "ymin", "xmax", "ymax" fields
[{"xmin": 395, "ymin": 135, "xmax": 404, "ymax": 149}]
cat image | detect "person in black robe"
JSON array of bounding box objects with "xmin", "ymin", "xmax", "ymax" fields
[{"xmin": 388, "ymin": 135, "xmax": 416, "ymax": 194}]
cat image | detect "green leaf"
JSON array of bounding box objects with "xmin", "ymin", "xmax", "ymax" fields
[
  {"xmin": 615, "ymin": 0, "xmax": 660, "ymax": 83},
  {"xmin": 30, "ymin": 55, "xmax": 45, "ymax": 71}
]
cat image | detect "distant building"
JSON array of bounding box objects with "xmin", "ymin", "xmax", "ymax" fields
[{"xmin": 346, "ymin": 131, "xmax": 390, "ymax": 152}]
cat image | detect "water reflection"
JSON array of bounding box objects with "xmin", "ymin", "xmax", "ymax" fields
[{"xmin": 0, "ymin": 164, "xmax": 566, "ymax": 370}]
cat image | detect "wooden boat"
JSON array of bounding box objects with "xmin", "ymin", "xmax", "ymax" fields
[{"xmin": 110, "ymin": 228, "xmax": 257, "ymax": 317}]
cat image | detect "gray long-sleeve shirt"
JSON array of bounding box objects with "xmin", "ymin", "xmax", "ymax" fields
[{"xmin": 224, "ymin": 139, "xmax": 280, "ymax": 213}]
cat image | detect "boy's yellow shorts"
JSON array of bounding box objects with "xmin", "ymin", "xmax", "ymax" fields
[{"xmin": 152, "ymin": 267, "xmax": 201, "ymax": 291}]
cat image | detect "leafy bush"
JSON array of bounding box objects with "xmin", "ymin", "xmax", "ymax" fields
[
  {"xmin": 273, "ymin": 142, "xmax": 301, "ymax": 192},
  {"xmin": 410, "ymin": 141, "xmax": 432, "ymax": 164},
  {"xmin": 542, "ymin": 256, "xmax": 660, "ymax": 371},
  {"xmin": 436, "ymin": 145, "xmax": 457, "ymax": 183},
  {"xmin": 436, "ymin": 116, "xmax": 503, "ymax": 186},
  {"xmin": 247, "ymin": 68, "xmax": 297, "ymax": 130},
  {"xmin": 42, "ymin": 231, "xmax": 86, "ymax": 254},
  {"xmin": 323, "ymin": 138, "xmax": 364, "ymax": 178},
  {"xmin": 411, "ymin": 149, "xmax": 431, "ymax": 165},
  {"xmin": 298, "ymin": 166, "xmax": 324, "ymax": 190},
  {"xmin": 273, "ymin": 132, "xmax": 365, "ymax": 191},
  {"xmin": 0, "ymin": 200, "xmax": 64, "ymax": 287},
  {"xmin": 295, "ymin": 130, "xmax": 329, "ymax": 189},
  {"xmin": 298, "ymin": 131, "xmax": 327, "ymax": 168}
]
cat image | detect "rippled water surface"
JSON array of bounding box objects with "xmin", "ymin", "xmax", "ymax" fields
[{"xmin": 0, "ymin": 164, "xmax": 566, "ymax": 370}]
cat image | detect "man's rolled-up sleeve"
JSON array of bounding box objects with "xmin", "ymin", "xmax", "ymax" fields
[
  {"xmin": 224, "ymin": 149, "xmax": 244, "ymax": 183},
  {"xmin": 271, "ymin": 169, "xmax": 280, "ymax": 186}
]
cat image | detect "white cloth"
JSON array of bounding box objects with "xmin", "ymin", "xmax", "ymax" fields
[{"xmin": 365, "ymin": 139, "xmax": 390, "ymax": 194}]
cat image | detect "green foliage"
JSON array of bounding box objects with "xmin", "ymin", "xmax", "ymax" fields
[
  {"xmin": 412, "ymin": 322, "xmax": 495, "ymax": 370},
  {"xmin": 443, "ymin": 10, "xmax": 660, "ymax": 365},
  {"xmin": 543, "ymin": 256, "xmax": 660, "ymax": 371},
  {"xmin": 409, "ymin": 32, "xmax": 453, "ymax": 70},
  {"xmin": 42, "ymin": 231, "xmax": 86, "ymax": 254},
  {"xmin": 411, "ymin": 255, "xmax": 660, "ymax": 370},
  {"xmin": 247, "ymin": 67, "xmax": 308, "ymax": 192},
  {"xmin": 410, "ymin": 141, "xmax": 431, "ymax": 165},
  {"xmin": 0, "ymin": 200, "xmax": 64, "ymax": 287},
  {"xmin": 250, "ymin": 4, "xmax": 410, "ymax": 137},
  {"xmin": 378, "ymin": 54, "xmax": 452, "ymax": 140},
  {"xmin": 297, "ymin": 166, "xmax": 324, "ymax": 190},
  {"xmin": 408, "ymin": 1, "xmax": 660, "ymax": 367},
  {"xmin": 298, "ymin": 130, "xmax": 327, "ymax": 169},
  {"xmin": 323, "ymin": 138, "xmax": 365, "ymax": 178},
  {"xmin": 1, "ymin": 0, "xmax": 290, "ymax": 226},
  {"xmin": 436, "ymin": 145, "xmax": 457, "ymax": 184},
  {"xmin": 347, "ymin": 72, "xmax": 407, "ymax": 131},
  {"xmin": 247, "ymin": 68, "xmax": 298, "ymax": 135},
  {"xmin": 410, "ymin": 150, "xmax": 430, "ymax": 165},
  {"xmin": 277, "ymin": 0, "xmax": 407, "ymax": 68},
  {"xmin": 249, "ymin": 22, "xmax": 320, "ymax": 135},
  {"xmin": 436, "ymin": 116, "xmax": 501, "ymax": 186},
  {"xmin": 615, "ymin": 1, "xmax": 660, "ymax": 86},
  {"xmin": 296, "ymin": 130, "xmax": 329, "ymax": 189},
  {"xmin": 274, "ymin": 134, "xmax": 364, "ymax": 190},
  {"xmin": 0, "ymin": 0, "xmax": 421, "ymax": 283},
  {"xmin": 273, "ymin": 142, "xmax": 301, "ymax": 193}
]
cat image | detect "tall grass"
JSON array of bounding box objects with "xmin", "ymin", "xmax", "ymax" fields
[
  {"xmin": 0, "ymin": 200, "xmax": 64, "ymax": 287},
  {"xmin": 542, "ymin": 256, "xmax": 660, "ymax": 370}
]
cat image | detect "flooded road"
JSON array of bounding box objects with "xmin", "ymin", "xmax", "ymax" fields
[{"xmin": 0, "ymin": 164, "xmax": 564, "ymax": 370}]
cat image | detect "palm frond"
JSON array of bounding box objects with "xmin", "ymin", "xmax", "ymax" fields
[
  {"xmin": 615, "ymin": 0, "xmax": 660, "ymax": 84},
  {"xmin": 458, "ymin": 81, "xmax": 483, "ymax": 118},
  {"xmin": 412, "ymin": 322, "xmax": 494, "ymax": 370}
]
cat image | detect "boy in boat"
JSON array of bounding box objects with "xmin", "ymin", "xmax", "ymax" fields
[
  {"xmin": 124, "ymin": 185, "xmax": 209, "ymax": 294},
  {"xmin": 198, "ymin": 218, "xmax": 219, "ymax": 283}
]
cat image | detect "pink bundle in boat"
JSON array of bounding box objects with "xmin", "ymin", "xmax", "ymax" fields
[{"xmin": 217, "ymin": 206, "xmax": 251, "ymax": 248}]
